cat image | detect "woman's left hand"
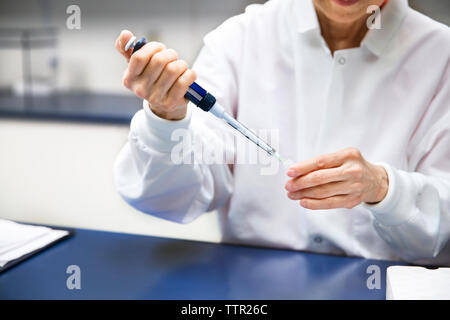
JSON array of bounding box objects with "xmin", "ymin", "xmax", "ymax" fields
[{"xmin": 285, "ymin": 148, "xmax": 389, "ymax": 210}]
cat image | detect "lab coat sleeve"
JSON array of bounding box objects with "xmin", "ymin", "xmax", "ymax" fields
[
  {"xmin": 364, "ymin": 63, "xmax": 450, "ymax": 262},
  {"xmin": 113, "ymin": 16, "xmax": 246, "ymax": 223}
]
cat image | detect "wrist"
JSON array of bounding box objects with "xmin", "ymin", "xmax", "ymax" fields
[
  {"xmin": 370, "ymin": 164, "xmax": 389, "ymax": 204},
  {"xmin": 147, "ymin": 101, "xmax": 188, "ymax": 121}
]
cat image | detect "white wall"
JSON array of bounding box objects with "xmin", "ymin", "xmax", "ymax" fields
[
  {"xmin": 0, "ymin": 118, "xmax": 222, "ymax": 242},
  {"xmin": 0, "ymin": 0, "xmax": 262, "ymax": 93}
]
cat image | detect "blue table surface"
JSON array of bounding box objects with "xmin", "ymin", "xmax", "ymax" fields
[{"xmin": 0, "ymin": 228, "xmax": 404, "ymax": 300}]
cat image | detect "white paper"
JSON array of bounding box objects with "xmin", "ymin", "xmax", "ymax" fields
[
  {"xmin": 386, "ymin": 266, "xmax": 450, "ymax": 300},
  {"xmin": 0, "ymin": 219, "xmax": 69, "ymax": 267}
]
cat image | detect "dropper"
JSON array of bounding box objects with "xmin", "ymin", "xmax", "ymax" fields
[{"xmin": 125, "ymin": 36, "xmax": 286, "ymax": 162}]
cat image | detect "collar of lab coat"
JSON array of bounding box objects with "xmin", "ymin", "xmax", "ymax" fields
[{"xmin": 295, "ymin": 0, "xmax": 409, "ymax": 57}]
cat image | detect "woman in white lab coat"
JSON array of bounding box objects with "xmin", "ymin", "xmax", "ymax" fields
[{"xmin": 114, "ymin": 0, "xmax": 450, "ymax": 264}]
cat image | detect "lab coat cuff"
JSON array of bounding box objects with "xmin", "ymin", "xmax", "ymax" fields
[
  {"xmin": 131, "ymin": 100, "xmax": 192, "ymax": 153},
  {"xmin": 363, "ymin": 162, "xmax": 413, "ymax": 227}
]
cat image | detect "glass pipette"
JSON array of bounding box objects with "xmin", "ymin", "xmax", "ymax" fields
[{"xmin": 125, "ymin": 36, "xmax": 286, "ymax": 161}]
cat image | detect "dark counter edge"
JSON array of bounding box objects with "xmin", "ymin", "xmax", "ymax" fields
[
  {"xmin": 0, "ymin": 110, "xmax": 133, "ymax": 125},
  {"xmin": 0, "ymin": 92, "xmax": 142, "ymax": 125}
]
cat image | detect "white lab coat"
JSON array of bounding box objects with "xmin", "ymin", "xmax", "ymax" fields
[{"xmin": 114, "ymin": 0, "xmax": 450, "ymax": 264}]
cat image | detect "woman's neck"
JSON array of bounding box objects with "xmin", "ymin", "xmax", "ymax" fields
[{"xmin": 314, "ymin": 7, "xmax": 369, "ymax": 55}]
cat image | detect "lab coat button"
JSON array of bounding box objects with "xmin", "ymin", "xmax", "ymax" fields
[
  {"xmin": 313, "ymin": 236, "xmax": 323, "ymax": 244},
  {"xmin": 338, "ymin": 57, "xmax": 346, "ymax": 65}
]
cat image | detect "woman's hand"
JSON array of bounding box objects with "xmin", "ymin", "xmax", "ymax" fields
[
  {"xmin": 285, "ymin": 148, "xmax": 388, "ymax": 210},
  {"xmin": 115, "ymin": 30, "xmax": 197, "ymax": 120}
]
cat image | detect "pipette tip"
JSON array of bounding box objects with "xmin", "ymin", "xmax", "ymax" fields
[{"xmin": 273, "ymin": 152, "xmax": 294, "ymax": 167}]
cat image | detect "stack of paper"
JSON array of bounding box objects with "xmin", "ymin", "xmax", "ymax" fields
[
  {"xmin": 387, "ymin": 265, "xmax": 450, "ymax": 300},
  {"xmin": 0, "ymin": 219, "xmax": 69, "ymax": 268}
]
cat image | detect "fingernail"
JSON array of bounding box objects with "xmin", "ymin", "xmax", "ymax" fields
[
  {"xmin": 285, "ymin": 182, "xmax": 291, "ymax": 191},
  {"xmin": 287, "ymin": 169, "xmax": 296, "ymax": 177},
  {"xmin": 300, "ymin": 200, "xmax": 308, "ymax": 208}
]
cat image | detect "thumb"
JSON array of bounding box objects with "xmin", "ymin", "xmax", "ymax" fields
[{"xmin": 115, "ymin": 29, "xmax": 134, "ymax": 62}]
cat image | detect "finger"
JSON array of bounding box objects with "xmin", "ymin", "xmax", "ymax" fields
[
  {"xmin": 128, "ymin": 42, "xmax": 167, "ymax": 78},
  {"xmin": 285, "ymin": 167, "xmax": 346, "ymax": 192},
  {"xmin": 166, "ymin": 69, "xmax": 196, "ymax": 104},
  {"xmin": 115, "ymin": 30, "xmax": 134, "ymax": 62},
  {"xmin": 287, "ymin": 181, "xmax": 350, "ymax": 200},
  {"xmin": 300, "ymin": 195, "xmax": 361, "ymax": 210},
  {"xmin": 142, "ymin": 48, "xmax": 178, "ymax": 87},
  {"xmin": 139, "ymin": 46, "xmax": 175, "ymax": 86},
  {"xmin": 152, "ymin": 59, "xmax": 189, "ymax": 99},
  {"xmin": 287, "ymin": 149, "xmax": 350, "ymax": 178}
]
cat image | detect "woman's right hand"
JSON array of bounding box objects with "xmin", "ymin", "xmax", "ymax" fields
[{"xmin": 115, "ymin": 30, "xmax": 197, "ymax": 120}]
